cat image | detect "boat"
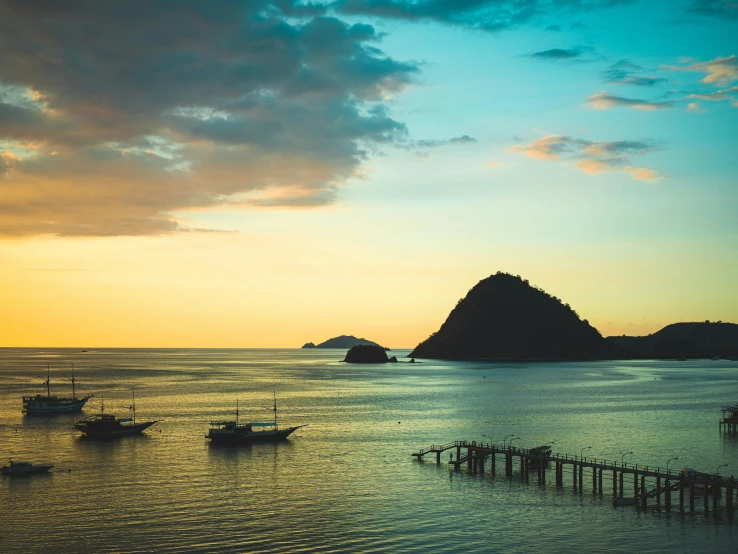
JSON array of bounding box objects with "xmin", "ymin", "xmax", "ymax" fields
[
  {"xmin": 206, "ymin": 393, "xmax": 305, "ymax": 444},
  {"xmin": 1, "ymin": 460, "xmax": 53, "ymax": 476},
  {"xmin": 22, "ymin": 365, "xmax": 93, "ymax": 415},
  {"xmin": 680, "ymin": 467, "xmax": 721, "ymax": 496},
  {"xmin": 74, "ymin": 392, "xmax": 158, "ymax": 438},
  {"xmin": 526, "ymin": 444, "xmax": 552, "ymax": 469}
]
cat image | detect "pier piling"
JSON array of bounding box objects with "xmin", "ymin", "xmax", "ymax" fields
[{"xmin": 412, "ymin": 440, "xmax": 734, "ymax": 519}]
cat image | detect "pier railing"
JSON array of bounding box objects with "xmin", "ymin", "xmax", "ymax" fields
[{"xmin": 412, "ymin": 439, "xmax": 738, "ymax": 515}]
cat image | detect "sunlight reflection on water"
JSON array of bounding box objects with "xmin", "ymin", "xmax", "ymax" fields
[{"xmin": 1, "ymin": 349, "xmax": 737, "ymax": 553}]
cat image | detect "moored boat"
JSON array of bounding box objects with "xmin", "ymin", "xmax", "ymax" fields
[
  {"xmin": 1, "ymin": 460, "xmax": 54, "ymax": 475},
  {"xmin": 74, "ymin": 392, "xmax": 158, "ymax": 439},
  {"xmin": 206, "ymin": 393, "xmax": 305, "ymax": 444},
  {"xmin": 22, "ymin": 365, "xmax": 92, "ymax": 415}
]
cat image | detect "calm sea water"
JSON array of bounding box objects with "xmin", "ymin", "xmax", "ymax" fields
[{"xmin": 1, "ymin": 348, "xmax": 737, "ymax": 553}]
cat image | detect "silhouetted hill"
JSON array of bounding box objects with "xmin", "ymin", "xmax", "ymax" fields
[
  {"xmin": 607, "ymin": 322, "xmax": 738, "ymax": 359},
  {"xmin": 343, "ymin": 344, "xmax": 392, "ymax": 363},
  {"xmin": 409, "ymin": 272, "xmax": 628, "ymax": 361},
  {"xmin": 302, "ymin": 335, "xmax": 387, "ymax": 349}
]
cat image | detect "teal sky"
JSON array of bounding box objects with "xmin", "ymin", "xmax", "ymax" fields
[{"xmin": 1, "ymin": 1, "xmax": 736, "ymax": 347}]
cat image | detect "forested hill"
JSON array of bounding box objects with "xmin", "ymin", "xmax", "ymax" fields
[
  {"xmin": 410, "ymin": 272, "xmax": 628, "ymax": 361},
  {"xmin": 607, "ymin": 322, "xmax": 738, "ymax": 359}
]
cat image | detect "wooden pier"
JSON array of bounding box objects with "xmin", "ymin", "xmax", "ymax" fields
[
  {"xmin": 720, "ymin": 404, "xmax": 738, "ymax": 433},
  {"xmin": 412, "ymin": 440, "xmax": 737, "ymax": 516}
]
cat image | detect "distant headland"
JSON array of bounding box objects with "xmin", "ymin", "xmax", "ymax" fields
[
  {"xmin": 302, "ymin": 335, "xmax": 388, "ymax": 350},
  {"xmin": 408, "ymin": 272, "xmax": 737, "ymax": 362},
  {"xmin": 607, "ymin": 321, "xmax": 738, "ymax": 360}
]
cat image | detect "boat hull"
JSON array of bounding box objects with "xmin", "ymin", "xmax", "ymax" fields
[
  {"xmin": 23, "ymin": 395, "xmax": 92, "ymax": 415},
  {"xmin": 206, "ymin": 426, "xmax": 302, "ymax": 443},
  {"xmin": 75, "ymin": 420, "xmax": 158, "ymax": 439},
  {"xmin": 1, "ymin": 464, "xmax": 53, "ymax": 475}
]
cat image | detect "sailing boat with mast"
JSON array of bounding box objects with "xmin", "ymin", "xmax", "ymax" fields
[
  {"xmin": 206, "ymin": 392, "xmax": 305, "ymax": 443},
  {"xmin": 22, "ymin": 363, "xmax": 93, "ymax": 415},
  {"xmin": 73, "ymin": 391, "xmax": 158, "ymax": 438}
]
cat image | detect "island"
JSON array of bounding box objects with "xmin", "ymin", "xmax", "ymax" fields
[
  {"xmin": 409, "ymin": 272, "xmax": 629, "ymax": 361},
  {"xmin": 343, "ymin": 344, "xmax": 396, "ymax": 363},
  {"xmin": 302, "ymin": 335, "xmax": 388, "ymax": 350},
  {"xmin": 607, "ymin": 321, "xmax": 738, "ymax": 359}
]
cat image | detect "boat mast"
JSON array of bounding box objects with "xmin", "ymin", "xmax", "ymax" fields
[
  {"xmin": 273, "ymin": 390, "xmax": 277, "ymax": 429},
  {"xmin": 235, "ymin": 398, "xmax": 239, "ymax": 425},
  {"xmin": 44, "ymin": 364, "xmax": 51, "ymax": 397},
  {"xmin": 69, "ymin": 362, "xmax": 77, "ymax": 399},
  {"xmin": 130, "ymin": 391, "xmax": 136, "ymax": 425}
]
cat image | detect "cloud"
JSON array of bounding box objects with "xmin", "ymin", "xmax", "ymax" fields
[
  {"xmin": 666, "ymin": 55, "xmax": 738, "ymax": 86},
  {"xmin": 604, "ymin": 60, "xmax": 667, "ymax": 86},
  {"xmin": 333, "ymin": 0, "xmax": 636, "ymax": 32},
  {"xmin": 528, "ymin": 45, "xmax": 594, "ymax": 61},
  {"xmin": 623, "ymin": 166, "xmax": 663, "ymax": 182},
  {"xmin": 414, "ymin": 134, "xmax": 477, "ymax": 148},
  {"xmin": 688, "ymin": 0, "xmax": 738, "ymax": 18},
  {"xmin": 585, "ymin": 92, "xmax": 674, "ymax": 110},
  {"xmin": 402, "ymin": 134, "xmax": 477, "ymax": 157},
  {"xmin": 0, "ymin": 1, "xmax": 424, "ymax": 237},
  {"xmin": 664, "ymin": 55, "xmax": 738, "ymax": 107},
  {"xmin": 687, "ymin": 86, "xmax": 738, "ymax": 101},
  {"xmin": 686, "ymin": 102, "xmax": 707, "ymax": 113},
  {"xmin": 510, "ymin": 134, "xmax": 663, "ymax": 181}
]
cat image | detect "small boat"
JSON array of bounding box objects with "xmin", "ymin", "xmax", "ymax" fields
[
  {"xmin": 23, "ymin": 365, "xmax": 93, "ymax": 415},
  {"xmin": 74, "ymin": 392, "xmax": 158, "ymax": 439},
  {"xmin": 206, "ymin": 393, "xmax": 305, "ymax": 444},
  {"xmin": 1, "ymin": 460, "xmax": 53, "ymax": 476},
  {"xmin": 680, "ymin": 467, "xmax": 721, "ymax": 496},
  {"xmin": 526, "ymin": 444, "xmax": 552, "ymax": 469}
]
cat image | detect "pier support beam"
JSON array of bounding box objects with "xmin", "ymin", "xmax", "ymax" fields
[
  {"xmin": 704, "ymin": 486, "xmax": 709, "ymax": 514},
  {"xmin": 592, "ymin": 466, "xmax": 597, "ymax": 493},
  {"xmin": 727, "ymin": 487, "xmax": 733, "ymax": 517},
  {"xmin": 665, "ymin": 480, "xmax": 671, "ymax": 512},
  {"xmin": 690, "ymin": 483, "xmax": 695, "ymax": 513},
  {"xmin": 641, "ymin": 476, "xmax": 647, "ymax": 509},
  {"xmin": 656, "ymin": 477, "xmax": 661, "ymax": 505},
  {"xmin": 578, "ymin": 464, "xmax": 583, "ymax": 493},
  {"xmin": 490, "ymin": 453, "xmax": 495, "ymax": 476},
  {"xmin": 634, "ymin": 473, "xmax": 639, "ymax": 498},
  {"xmin": 613, "ymin": 470, "xmax": 617, "ymax": 497},
  {"xmin": 520, "ymin": 456, "xmax": 525, "ymax": 481},
  {"xmin": 713, "ymin": 486, "xmax": 719, "ymax": 514},
  {"xmin": 680, "ymin": 479, "xmax": 685, "ymax": 512},
  {"xmin": 598, "ymin": 468, "xmax": 603, "ymax": 497},
  {"xmin": 619, "ymin": 471, "xmax": 624, "ymax": 498}
]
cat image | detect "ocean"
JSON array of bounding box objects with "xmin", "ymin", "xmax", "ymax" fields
[{"xmin": 1, "ymin": 348, "xmax": 737, "ymax": 553}]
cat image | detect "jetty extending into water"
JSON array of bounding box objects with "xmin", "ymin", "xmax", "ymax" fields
[
  {"xmin": 720, "ymin": 404, "xmax": 738, "ymax": 433},
  {"xmin": 412, "ymin": 440, "xmax": 737, "ymax": 516}
]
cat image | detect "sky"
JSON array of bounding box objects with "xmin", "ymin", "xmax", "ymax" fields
[{"xmin": 1, "ymin": 0, "xmax": 737, "ymax": 348}]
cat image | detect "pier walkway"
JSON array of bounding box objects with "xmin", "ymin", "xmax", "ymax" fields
[{"xmin": 412, "ymin": 440, "xmax": 737, "ymax": 515}]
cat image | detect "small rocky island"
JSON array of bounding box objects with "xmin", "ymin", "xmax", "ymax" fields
[
  {"xmin": 343, "ymin": 344, "xmax": 397, "ymax": 363},
  {"xmin": 302, "ymin": 335, "xmax": 387, "ymax": 349},
  {"xmin": 409, "ymin": 272, "xmax": 627, "ymax": 361}
]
